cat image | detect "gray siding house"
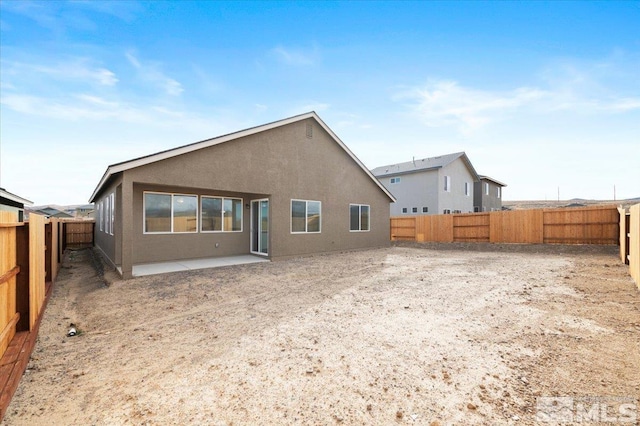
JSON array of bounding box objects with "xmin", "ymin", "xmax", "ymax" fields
[
  {"xmin": 0, "ymin": 188, "xmax": 32, "ymax": 222},
  {"xmin": 372, "ymin": 152, "xmax": 479, "ymax": 216},
  {"xmin": 474, "ymin": 176, "xmax": 507, "ymax": 212},
  {"xmin": 89, "ymin": 112, "xmax": 395, "ymax": 279}
]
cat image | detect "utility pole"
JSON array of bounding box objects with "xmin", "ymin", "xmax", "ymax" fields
[
  {"xmin": 614, "ymin": 185, "xmax": 616, "ymax": 201},
  {"xmin": 557, "ymin": 187, "xmax": 560, "ymax": 202}
]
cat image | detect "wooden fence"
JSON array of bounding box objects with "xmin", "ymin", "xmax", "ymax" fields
[
  {"xmin": 1, "ymin": 213, "xmax": 65, "ymax": 420},
  {"xmin": 62, "ymin": 220, "xmax": 94, "ymax": 249},
  {"xmin": 391, "ymin": 205, "xmax": 620, "ymax": 245},
  {"xmin": 619, "ymin": 204, "xmax": 640, "ymax": 289}
]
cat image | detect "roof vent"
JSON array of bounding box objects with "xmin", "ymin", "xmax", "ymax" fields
[{"xmin": 306, "ymin": 123, "xmax": 313, "ymax": 139}]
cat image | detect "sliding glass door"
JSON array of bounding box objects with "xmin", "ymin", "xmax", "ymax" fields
[{"xmin": 251, "ymin": 199, "xmax": 269, "ymax": 255}]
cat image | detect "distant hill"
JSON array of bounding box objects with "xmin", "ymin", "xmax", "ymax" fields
[
  {"xmin": 30, "ymin": 204, "xmax": 92, "ymax": 212},
  {"xmin": 503, "ymin": 198, "xmax": 639, "ymax": 210}
]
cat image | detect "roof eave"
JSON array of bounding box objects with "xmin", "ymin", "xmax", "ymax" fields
[
  {"xmin": 0, "ymin": 188, "xmax": 33, "ymax": 206},
  {"xmin": 479, "ymin": 175, "xmax": 507, "ymax": 187}
]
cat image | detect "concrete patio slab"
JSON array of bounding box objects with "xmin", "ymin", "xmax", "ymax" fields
[{"xmin": 132, "ymin": 255, "xmax": 268, "ymax": 277}]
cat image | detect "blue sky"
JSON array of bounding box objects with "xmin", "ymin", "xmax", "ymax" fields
[{"xmin": 1, "ymin": 0, "xmax": 639, "ymax": 206}]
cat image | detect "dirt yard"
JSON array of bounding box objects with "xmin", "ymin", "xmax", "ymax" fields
[{"xmin": 4, "ymin": 243, "xmax": 639, "ymax": 425}]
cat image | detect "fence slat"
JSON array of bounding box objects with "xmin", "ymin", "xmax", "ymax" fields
[{"xmin": 0, "ymin": 212, "xmax": 18, "ymax": 358}]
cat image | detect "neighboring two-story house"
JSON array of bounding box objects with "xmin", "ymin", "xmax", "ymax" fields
[
  {"xmin": 372, "ymin": 152, "xmax": 480, "ymax": 216},
  {"xmin": 474, "ymin": 176, "xmax": 507, "ymax": 212},
  {"xmin": 75, "ymin": 204, "xmax": 95, "ymax": 219},
  {"xmin": 0, "ymin": 187, "xmax": 32, "ymax": 222}
]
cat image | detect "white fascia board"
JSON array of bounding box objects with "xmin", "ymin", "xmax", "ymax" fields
[{"xmin": 0, "ymin": 189, "xmax": 33, "ymax": 206}]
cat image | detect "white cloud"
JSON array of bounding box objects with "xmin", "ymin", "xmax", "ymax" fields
[
  {"xmin": 396, "ymin": 80, "xmax": 547, "ymax": 131},
  {"xmin": 603, "ymin": 98, "xmax": 640, "ymax": 112},
  {"xmin": 71, "ymin": 0, "xmax": 143, "ymax": 22},
  {"xmin": 0, "ymin": 0, "xmax": 141, "ymax": 33},
  {"xmin": 0, "ymin": 1, "xmax": 59, "ymax": 32},
  {"xmin": 93, "ymin": 68, "xmax": 118, "ymax": 86},
  {"xmin": 1, "ymin": 59, "xmax": 118, "ymax": 86},
  {"xmin": 74, "ymin": 94, "xmax": 119, "ymax": 108},
  {"xmin": 163, "ymin": 79, "xmax": 183, "ymax": 96},
  {"xmin": 398, "ymin": 77, "xmax": 640, "ymax": 134},
  {"xmin": 1, "ymin": 92, "xmax": 191, "ymax": 125},
  {"xmin": 0, "ymin": 91, "xmax": 238, "ymax": 143},
  {"xmin": 1, "ymin": 93, "xmax": 142, "ymax": 122},
  {"xmin": 125, "ymin": 52, "xmax": 141, "ymax": 69},
  {"xmin": 271, "ymin": 45, "xmax": 318, "ymax": 66},
  {"xmin": 125, "ymin": 52, "xmax": 183, "ymax": 96}
]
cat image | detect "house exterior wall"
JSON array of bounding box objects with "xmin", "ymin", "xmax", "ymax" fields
[
  {"xmin": 438, "ymin": 160, "xmax": 475, "ymax": 214},
  {"xmin": 103, "ymin": 118, "xmax": 390, "ymax": 277},
  {"xmin": 130, "ymin": 184, "xmax": 262, "ymax": 264},
  {"xmin": 93, "ymin": 177, "xmax": 120, "ymax": 266},
  {"xmin": 474, "ymin": 179, "xmax": 504, "ymax": 212},
  {"xmin": 379, "ymin": 170, "xmax": 438, "ymax": 216},
  {"xmin": 377, "ymin": 157, "xmax": 475, "ymax": 216}
]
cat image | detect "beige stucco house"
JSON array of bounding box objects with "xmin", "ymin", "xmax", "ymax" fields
[{"xmin": 89, "ymin": 112, "xmax": 395, "ymax": 279}]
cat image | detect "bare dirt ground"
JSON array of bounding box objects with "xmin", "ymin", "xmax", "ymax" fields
[{"xmin": 4, "ymin": 243, "xmax": 639, "ymax": 425}]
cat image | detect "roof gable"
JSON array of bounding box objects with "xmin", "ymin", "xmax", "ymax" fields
[
  {"xmin": 34, "ymin": 207, "xmax": 73, "ymax": 218},
  {"xmin": 0, "ymin": 187, "xmax": 33, "ymax": 206},
  {"xmin": 372, "ymin": 152, "xmax": 480, "ymax": 181},
  {"xmin": 90, "ymin": 112, "xmax": 395, "ymax": 202}
]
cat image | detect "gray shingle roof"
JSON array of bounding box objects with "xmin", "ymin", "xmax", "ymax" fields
[
  {"xmin": 479, "ymin": 175, "xmax": 507, "ymax": 187},
  {"xmin": 371, "ymin": 152, "xmax": 478, "ymax": 180}
]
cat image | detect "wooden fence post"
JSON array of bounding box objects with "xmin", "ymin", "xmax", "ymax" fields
[
  {"xmin": 28, "ymin": 214, "xmax": 46, "ymax": 331},
  {"xmin": 629, "ymin": 204, "xmax": 640, "ymax": 289},
  {"xmin": 618, "ymin": 207, "xmax": 629, "ymax": 264}
]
